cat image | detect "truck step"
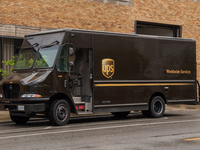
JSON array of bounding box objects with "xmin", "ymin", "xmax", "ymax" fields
[
  {"xmin": 77, "ymin": 111, "xmax": 93, "ymax": 115},
  {"xmin": 74, "ymin": 101, "xmax": 85, "ymax": 105},
  {"xmin": 73, "ymin": 96, "xmax": 91, "ymax": 103},
  {"xmin": 81, "ymin": 95, "xmax": 91, "ymax": 102},
  {"xmin": 73, "ymin": 97, "xmax": 82, "ymax": 103}
]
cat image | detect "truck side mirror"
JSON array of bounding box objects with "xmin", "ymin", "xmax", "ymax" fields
[
  {"xmin": 69, "ymin": 47, "xmax": 75, "ymax": 56},
  {"xmin": 69, "ymin": 61, "xmax": 74, "ymax": 67}
]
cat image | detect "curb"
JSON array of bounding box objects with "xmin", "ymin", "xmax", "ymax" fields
[{"xmin": 166, "ymin": 104, "xmax": 200, "ymax": 110}]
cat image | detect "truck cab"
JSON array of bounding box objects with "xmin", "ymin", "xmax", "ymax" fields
[{"xmin": 0, "ymin": 29, "xmax": 93, "ymax": 125}]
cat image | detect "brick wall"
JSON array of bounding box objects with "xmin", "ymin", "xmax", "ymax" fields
[
  {"xmin": 0, "ymin": 0, "xmax": 134, "ymax": 33},
  {"xmin": 0, "ymin": 0, "xmax": 200, "ymax": 78}
]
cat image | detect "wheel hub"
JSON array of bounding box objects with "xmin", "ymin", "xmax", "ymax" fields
[
  {"xmin": 154, "ymin": 100, "xmax": 163, "ymax": 114},
  {"xmin": 56, "ymin": 105, "xmax": 68, "ymax": 121}
]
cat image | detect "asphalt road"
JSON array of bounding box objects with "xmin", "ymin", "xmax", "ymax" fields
[{"xmin": 0, "ymin": 108, "xmax": 200, "ymax": 150}]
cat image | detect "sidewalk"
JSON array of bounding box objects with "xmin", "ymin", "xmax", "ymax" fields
[
  {"xmin": 166, "ymin": 104, "xmax": 200, "ymax": 111},
  {"xmin": 0, "ymin": 104, "xmax": 200, "ymax": 122},
  {"xmin": 0, "ymin": 111, "xmax": 10, "ymax": 121}
]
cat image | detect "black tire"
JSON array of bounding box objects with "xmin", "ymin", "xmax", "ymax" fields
[
  {"xmin": 10, "ymin": 113, "xmax": 30, "ymax": 124},
  {"xmin": 49, "ymin": 99, "xmax": 70, "ymax": 126},
  {"xmin": 150, "ymin": 96, "xmax": 165, "ymax": 118},
  {"xmin": 111, "ymin": 111, "xmax": 130, "ymax": 118}
]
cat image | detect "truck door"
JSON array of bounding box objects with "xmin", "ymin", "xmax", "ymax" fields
[
  {"xmin": 68, "ymin": 48, "xmax": 93, "ymax": 113},
  {"xmin": 55, "ymin": 44, "xmax": 70, "ymax": 93}
]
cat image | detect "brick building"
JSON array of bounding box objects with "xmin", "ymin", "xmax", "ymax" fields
[{"xmin": 0, "ymin": 0, "xmax": 200, "ymax": 78}]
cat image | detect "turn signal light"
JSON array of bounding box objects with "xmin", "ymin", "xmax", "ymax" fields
[{"xmin": 21, "ymin": 94, "xmax": 41, "ymax": 98}]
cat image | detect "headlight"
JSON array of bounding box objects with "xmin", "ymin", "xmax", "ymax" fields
[
  {"xmin": 21, "ymin": 94, "xmax": 41, "ymax": 98},
  {"xmin": 0, "ymin": 94, "xmax": 3, "ymax": 98}
]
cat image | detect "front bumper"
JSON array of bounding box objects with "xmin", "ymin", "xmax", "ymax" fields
[
  {"xmin": 0, "ymin": 103, "xmax": 46, "ymax": 113},
  {"xmin": 0, "ymin": 97, "xmax": 49, "ymax": 103}
]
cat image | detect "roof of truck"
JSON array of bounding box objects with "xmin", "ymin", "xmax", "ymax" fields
[{"xmin": 25, "ymin": 28, "xmax": 195, "ymax": 42}]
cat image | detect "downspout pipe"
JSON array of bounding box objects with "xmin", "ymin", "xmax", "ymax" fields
[
  {"xmin": 197, "ymin": 80, "xmax": 200, "ymax": 104},
  {"xmin": 0, "ymin": 37, "xmax": 3, "ymax": 80}
]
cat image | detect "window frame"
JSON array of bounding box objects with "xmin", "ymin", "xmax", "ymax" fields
[
  {"xmin": 33, "ymin": 44, "xmax": 60, "ymax": 69},
  {"xmin": 56, "ymin": 44, "xmax": 69, "ymax": 72},
  {"xmin": 134, "ymin": 21, "xmax": 182, "ymax": 38}
]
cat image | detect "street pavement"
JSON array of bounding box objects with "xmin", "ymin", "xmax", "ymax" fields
[
  {"xmin": 0, "ymin": 105, "xmax": 200, "ymax": 149},
  {"xmin": 0, "ymin": 104, "xmax": 200, "ymax": 121}
]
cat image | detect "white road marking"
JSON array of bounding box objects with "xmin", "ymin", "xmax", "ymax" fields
[
  {"xmin": 0, "ymin": 119, "xmax": 200, "ymax": 140},
  {"xmin": 44, "ymin": 126, "xmax": 53, "ymax": 130},
  {"xmin": 0, "ymin": 117, "xmax": 165, "ymax": 134}
]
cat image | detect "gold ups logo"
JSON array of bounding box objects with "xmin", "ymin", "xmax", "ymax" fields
[{"xmin": 102, "ymin": 58, "xmax": 115, "ymax": 78}]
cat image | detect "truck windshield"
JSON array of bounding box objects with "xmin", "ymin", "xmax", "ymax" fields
[
  {"xmin": 14, "ymin": 48, "xmax": 37, "ymax": 69},
  {"xmin": 33, "ymin": 44, "xmax": 59, "ymax": 68},
  {"xmin": 14, "ymin": 44, "xmax": 60, "ymax": 69}
]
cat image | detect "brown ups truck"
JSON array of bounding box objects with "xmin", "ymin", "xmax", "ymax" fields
[{"xmin": 0, "ymin": 29, "xmax": 197, "ymax": 125}]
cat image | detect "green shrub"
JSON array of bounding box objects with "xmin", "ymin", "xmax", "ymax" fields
[{"xmin": 0, "ymin": 56, "xmax": 15, "ymax": 78}]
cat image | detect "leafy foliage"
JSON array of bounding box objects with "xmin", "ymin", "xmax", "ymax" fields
[
  {"xmin": 0, "ymin": 56, "xmax": 15, "ymax": 77},
  {"xmin": 14, "ymin": 51, "xmax": 35, "ymax": 69},
  {"xmin": 35, "ymin": 55, "xmax": 48, "ymax": 68}
]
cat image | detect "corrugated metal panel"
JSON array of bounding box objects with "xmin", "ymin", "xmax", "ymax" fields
[{"xmin": 2, "ymin": 39, "xmax": 14, "ymax": 74}]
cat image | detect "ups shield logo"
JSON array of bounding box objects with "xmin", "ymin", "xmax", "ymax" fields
[{"xmin": 102, "ymin": 58, "xmax": 115, "ymax": 78}]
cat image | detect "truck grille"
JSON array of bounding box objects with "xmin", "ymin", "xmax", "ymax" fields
[{"xmin": 3, "ymin": 84, "xmax": 20, "ymax": 99}]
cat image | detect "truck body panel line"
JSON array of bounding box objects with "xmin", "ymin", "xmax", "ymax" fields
[
  {"xmin": 94, "ymin": 80, "xmax": 195, "ymax": 83},
  {"xmin": 94, "ymin": 105, "xmax": 148, "ymax": 113},
  {"xmin": 168, "ymin": 99, "xmax": 196, "ymax": 103},
  {"xmin": 94, "ymin": 103, "xmax": 148, "ymax": 108},
  {"xmin": 94, "ymin": 83, "xmax": 194, "ymax": 87}
]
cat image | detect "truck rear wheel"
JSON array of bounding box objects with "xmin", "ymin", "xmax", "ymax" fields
[
  {"xmin": 49, "ymin": 99, "xmax": 70, "ymax": 126},
  {"xmin": 111, "ymin": 111, "xmax": 130, "ymax": 118},
  {"xmin": 10, "ymin": 113, "xmax": 30, "ymax": 124},
  {"xmin": 150, "ymin": 96, "xmax": 165, "ymax": 118},
  {"xmin": 142, "ymin": 96, "xmax": 165, "ymax": 118}
]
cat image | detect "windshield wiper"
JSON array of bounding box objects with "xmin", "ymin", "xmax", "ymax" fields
[
  {"xmin": 21, "ymin": 43, "xmax": 39, "ymax": 50},
  {"xmin": 40, "ymin": 41, "xmax": 60, "ymax": 49}
]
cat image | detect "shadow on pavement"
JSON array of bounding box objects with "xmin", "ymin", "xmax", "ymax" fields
[{"xmin": 0, "ymin": 112, "xmax": 188, "ymax": 128}]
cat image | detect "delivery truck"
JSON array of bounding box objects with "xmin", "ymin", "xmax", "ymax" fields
[{"xmin": 0, "ymin": 28, "xmax": 197, "ymax": 125}]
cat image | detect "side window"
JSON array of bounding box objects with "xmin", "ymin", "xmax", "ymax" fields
[
  {"xmin": 135, "ymin": 21, "xmax": 182, "ymax": 37},
  {"xmin": 56, "ymin": 45, "xmax": 68, "ymax": 72}
]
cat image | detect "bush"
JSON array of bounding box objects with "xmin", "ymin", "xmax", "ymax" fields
[{"xmin": 0, "ymin": 56, "xmax": 15, "ymax": 78}]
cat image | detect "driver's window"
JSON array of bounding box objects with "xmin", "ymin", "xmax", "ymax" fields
[{"xmin": 56, "ymin": 45, "xmax": 68, "ymax": 72}]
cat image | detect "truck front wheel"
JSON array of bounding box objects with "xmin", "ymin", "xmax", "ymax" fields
[
  {"xmin": 10, "ymin": 113, "xmax": 30, "ymax": 124},
  {"xmin": 49, "ymin": 99, "xmax": 70, "ymax": 126}
]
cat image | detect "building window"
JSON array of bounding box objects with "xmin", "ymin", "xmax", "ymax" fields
[
  {"xmin": 135, "ymin": 21, "xmax": 182, "ymax": 38},
  {"xmin": 87, "ymin": 0, "xmax": 134, "ymax": 7}
]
